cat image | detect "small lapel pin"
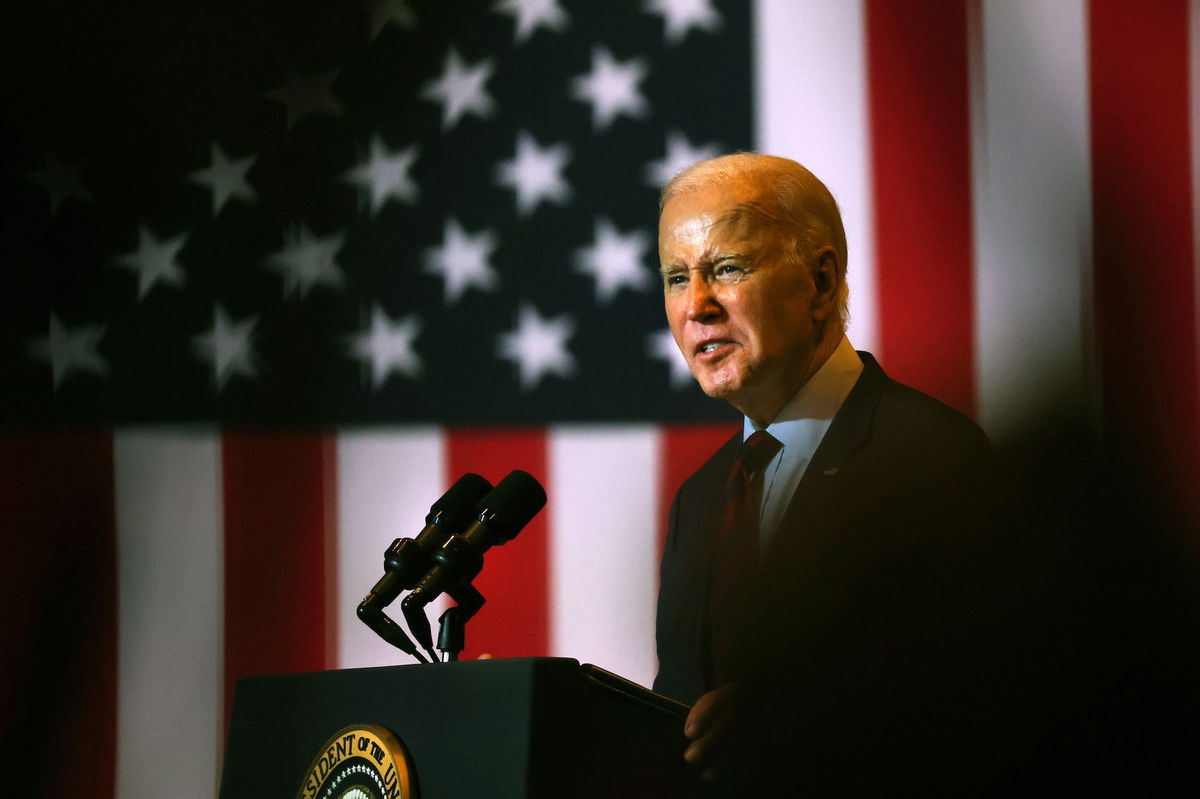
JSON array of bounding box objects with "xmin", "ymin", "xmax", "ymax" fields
[{"xmin": 822, "ymin": 467, "xmax": 839, "ymax": 476}]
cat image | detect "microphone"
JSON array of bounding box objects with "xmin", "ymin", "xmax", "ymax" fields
[
  {"xmin": 401, "ymin": 470, "xmax": 546, "ymax": 649},
  {"xmin": 358, "ymin": 472, "xmax": 492, "ymax": 615},
  {"xmin": 357, "ymin": 473, "xmax": 492, "ymax": 660}
]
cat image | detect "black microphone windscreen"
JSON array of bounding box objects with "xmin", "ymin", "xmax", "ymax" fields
[
  {"xmin": 429, "ymin": 473, "xmax": 493, "ymax": 525},
  {"xmin": 476, "ymin": 470, "xmax": 547, "ymax": 541}
]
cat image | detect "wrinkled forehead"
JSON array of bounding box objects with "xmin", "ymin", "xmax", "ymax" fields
[
  {"xmin": 714, "ymin": 201, "xmax": 786, "ymax": 238},
  {"xmin": 659, "ymin": 189, "xmax": 787, "ymax": 252}
]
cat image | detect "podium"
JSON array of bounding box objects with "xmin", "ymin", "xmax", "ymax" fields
[{"xmin": 219, "ymin": 657, "xmax": 696, "ymax": 798}]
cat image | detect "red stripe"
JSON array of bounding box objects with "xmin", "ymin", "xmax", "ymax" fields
[
  {"xmin": 222, "ymin": 432, "xmax": 336, "ymax": 727},
  {"xmin": 0, "ymin": 432, "xmax": 116, "ymax": 797},
  {"xmin": 658, "ymin": 424, "xmax": 741, "ymax": 559},
  {"xmin": 1089, "ymin": 0, "xmax": 1199, "ymax": 528},
  {"xmin": 867, "ymin": 0, "xmax": 977, "ymax": 416},
  {"xmin": 446, "ymin": 429, "xmax": 548, "ymax": 659}
]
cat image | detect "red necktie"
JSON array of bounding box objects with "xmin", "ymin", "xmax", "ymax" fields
[{"xmin": 708, "ymin": 430, "xmax": 782, "ymax": 684}]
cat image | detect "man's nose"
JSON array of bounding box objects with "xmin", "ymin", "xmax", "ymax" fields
[{"xmin": 686, "ymin": 279, "xmax": 722, "ymax": 322}]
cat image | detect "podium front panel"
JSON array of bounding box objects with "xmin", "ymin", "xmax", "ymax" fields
[{"xmin": 219, "ymin": 657, "xmax": 691, "ymax": 798}]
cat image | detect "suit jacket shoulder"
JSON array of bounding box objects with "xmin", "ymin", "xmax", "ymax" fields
[{"xmin": 806, "ymin": 350, "xmax": 989, "ymax": 487}]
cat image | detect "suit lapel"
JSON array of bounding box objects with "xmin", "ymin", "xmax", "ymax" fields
[{"xmin": 766, "ymin": 353, "xmax": 887, "ymax": 560}]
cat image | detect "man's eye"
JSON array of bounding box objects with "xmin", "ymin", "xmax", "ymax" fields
[
  {"xmin": 663, "ymin": 273, "xmax": 687, "ymax": 286},
  {"xmin": 715, "ymin": 263, "xmax": 744, "ymax": 278}
]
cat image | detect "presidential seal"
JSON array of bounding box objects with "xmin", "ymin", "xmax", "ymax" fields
[{"xmin": 297, "ymin": 725, "xmax": 416, "ymax": 799}]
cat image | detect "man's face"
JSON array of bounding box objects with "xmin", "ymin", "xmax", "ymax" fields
[{"xmin": 659, "ymin": 175, "xmax": 825, "ymax": 422}]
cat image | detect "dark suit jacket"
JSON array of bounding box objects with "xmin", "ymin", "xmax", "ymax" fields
[
  {"xmin": 654, "ymin": 352, "xmax": 1002, "ymax": 792},
  {"xmin": 655, "ymin": 353, "xmax": 1200, "ymax": 793}
]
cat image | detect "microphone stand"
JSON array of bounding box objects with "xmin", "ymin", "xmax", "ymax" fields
[{"xmin": 436, "ymin": 584, "xmax": 485, "ymax": 662}]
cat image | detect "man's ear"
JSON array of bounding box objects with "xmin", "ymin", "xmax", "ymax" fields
[{"xmin": 811, "ymin": 247, "xmax": 840, "ymax": 318}]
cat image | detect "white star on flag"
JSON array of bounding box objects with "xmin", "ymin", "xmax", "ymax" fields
[
  {"xmin": 498, "ymin": 303, "xmax": 576, "ymax": 390},
  {"xmin": 369, "ymin": 0, "xmax": 416, "ymax": 41},
  {"xmin": 423, "ymin": 218, "xmax": 500, "ymax": 304},
  {"xmin": 190, "ymin": 143, "xmax": 257, "ymax": 215},
  {"xmin": 421, "ymin": 49, "xmax": 495, "ymax": 130},
  {"xmin": 264, "ymin": 69, "xmax": 342, "ymax": 130},
  {"xmin": 573, "ymin": 217, "xmax": 653, "ymax": 303},
  {"xmin": 493, "ymin": 0, "xmax": 569, "ymax": 44},
  {"xmin": 191, "ymin": 305, "xmax": 259, "ymax": 391},
  {"xmin": 346, "ymin": 304, "xmax": 422, "ymax": 390},
  {"xmin": 495, "ymin": 131, "xmax": 572, "ymax": 216},
  {"xmin": 25, "ymin": 313, "xmax": 108, "ymax": 390},
  {"xmin": 265, "ymin": 224, "xmax": 346, "ymax": 299},
  {"xmin": 646, "ymin": 328, "xmax": 694, "ymax": 388},
  {"xmin": 644, "ymin": 130, "xmax": 721, "ymax": 187},
  {"xmin": 25, "ymin": 151, "xmax": 93, "ymax": 214},
  {"xmin": 116, "ymin": 226, "xmax": 188, "ymax": 300},
  {"xmin": 643, "ymin": 0, "xmax": 722, "ymax": 45},
  {"xmin": 571, "ymin": 46, "xmax": 649, "ymax": 131},
  {"xmin": 344, "ymin": 136, "xmax": 419, "ymax": 215}
]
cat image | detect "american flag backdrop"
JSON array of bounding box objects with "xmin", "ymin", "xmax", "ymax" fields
[{"xmin": 2, "ymin": 0, "xmax": 1198, "ymax": 795}]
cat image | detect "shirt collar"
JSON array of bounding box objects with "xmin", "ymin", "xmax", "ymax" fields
[{"xmin": 743, "ymin": 335, "xmax": 864, "ymax": 440}]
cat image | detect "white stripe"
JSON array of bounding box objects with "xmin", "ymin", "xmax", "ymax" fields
[
  {"xmin": 753, "ymin": 0, "xmax": 877, "ymax": 353},
  {"xmin": 335, "ymin": 428, "xmax": 446, "ymax": 669},
  {"xmin": 115, "ymin": 428, "xmax": 223, "ymax": 798},
  {"xmin": 548, "ymin": 426, "xmax": 660, "ymax": 688},
  {"xmin": 971, "ymin": 0, "xmax": 1092, "ymax": 438}
]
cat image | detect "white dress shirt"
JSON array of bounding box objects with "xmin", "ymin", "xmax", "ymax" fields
[{"xmin": 742, "ymin": 336, "xmax": 864, "ymax": 553}]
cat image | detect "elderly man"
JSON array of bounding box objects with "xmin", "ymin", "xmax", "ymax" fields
[{"xmin": 653, "ymin": 154, "xmax": 996, "ymax": 793}]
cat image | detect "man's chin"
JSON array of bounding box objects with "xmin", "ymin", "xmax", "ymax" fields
[
  {"xmin": 692, "ymin": 368, "xmax": 765, "ymax": 420},
  {"xmin": 693, "ymin": 373, "xmax": 742, "ymax": 402}
]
